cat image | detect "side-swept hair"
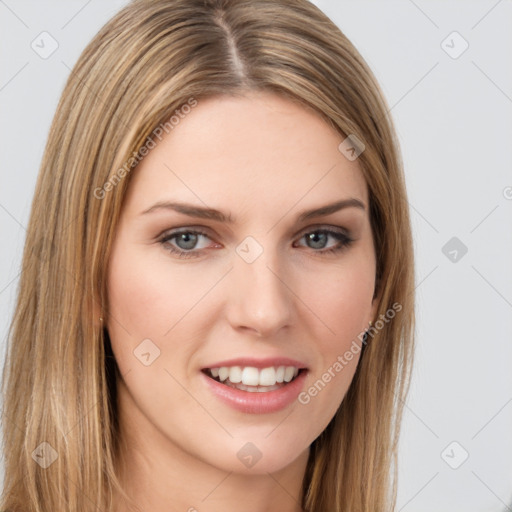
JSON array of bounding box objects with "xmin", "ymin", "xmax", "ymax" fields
[{"xmin": 1, "ymin": 1, "xmax": 415, "ymax": 510}]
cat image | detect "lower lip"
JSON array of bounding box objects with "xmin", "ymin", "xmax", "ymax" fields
[{"xmin": 201, "ymin": 370, "xmax": 308, "ymax": 414}]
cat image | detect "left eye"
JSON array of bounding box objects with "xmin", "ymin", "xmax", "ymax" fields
[{"xmin": 294, "ymin": 229, "xmax": 352, "ymax": 252}]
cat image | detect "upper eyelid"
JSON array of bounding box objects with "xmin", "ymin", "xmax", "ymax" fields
[{"xmin": 298, "ymin": 224, "xmax": 350, "ymax": 235}]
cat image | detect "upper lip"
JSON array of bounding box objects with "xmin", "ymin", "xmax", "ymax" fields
[{"xmin": 202, "ymin": 357, "xmax": 308, "ymax": 370}]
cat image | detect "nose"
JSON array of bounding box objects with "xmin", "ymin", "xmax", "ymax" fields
[{"xmin": 226, "ymin": 248, "xmax": 293, "ymax": 337}]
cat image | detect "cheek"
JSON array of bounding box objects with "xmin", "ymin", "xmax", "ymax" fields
[
  {"xmin": 105, "ymin": 243, "xmax": 228, "ymax": 383},
  {"xmin": 296, "ymin": 250, "xmax": 374, "ymax": 388},
  {"xmin": 302, "ymin": 255, "xmax": 375, "ymax": 340},
  {"xmin": 292, "ymin": 258, "xmax": 374, "ymax": 426},
  {"xmin": 107, "ymin": 246, "xmax": 202, "ymax": 337}
]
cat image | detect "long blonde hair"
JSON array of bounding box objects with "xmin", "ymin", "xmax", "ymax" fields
[{"xmin": 1, "ymin": 0, "xmax": 415, "ymax": 510}]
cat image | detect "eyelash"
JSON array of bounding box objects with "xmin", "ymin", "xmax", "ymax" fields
[{"xmin": 158, "ymin": 227, "xmax": 354, "ymax": 259}]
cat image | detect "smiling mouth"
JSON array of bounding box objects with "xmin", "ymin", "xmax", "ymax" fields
[{"xmin": 202, "ymin": 367, "xmax": 307, "ymax": 393}]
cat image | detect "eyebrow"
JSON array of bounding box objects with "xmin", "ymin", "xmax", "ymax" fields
[{"xmin": 140, "ymin": 198, "xmax": 365, "ymax": 223}]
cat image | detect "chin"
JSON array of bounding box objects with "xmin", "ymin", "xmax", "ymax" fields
[{"xmin": 201, "ymin": 438, "xmax": 309, "ymax": 476}]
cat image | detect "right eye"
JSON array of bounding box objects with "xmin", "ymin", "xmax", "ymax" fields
[{"xmin": 159, "ymin": 229, "xmax": 219, "ymax": 258}]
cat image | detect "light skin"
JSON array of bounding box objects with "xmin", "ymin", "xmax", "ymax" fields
[{"xmin": 105, "ymin": 91, "xmax": 379, "ymax": 512}]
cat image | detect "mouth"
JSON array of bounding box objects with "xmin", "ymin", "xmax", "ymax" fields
[{"xmin": 201, "ymin": 366, "xmax": 307, "ymax": 393}]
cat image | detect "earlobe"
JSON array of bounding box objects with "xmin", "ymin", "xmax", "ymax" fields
[
  {"xmin": 93, "ymin": 314, "xmax": 104, "ymax": 330},
  {"xmin": 92, "ymin": 296, "xmax": 103, "ymax": 329}
]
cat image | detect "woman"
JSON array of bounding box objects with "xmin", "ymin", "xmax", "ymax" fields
[{"xmin": 1, "ymin": 0, "xmax": 415, "ymax": 510}]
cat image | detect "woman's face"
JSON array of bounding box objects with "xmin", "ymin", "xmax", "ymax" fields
[{"xmin": 107, "ymin": 91, "xmax": 379, "ymax": 476}]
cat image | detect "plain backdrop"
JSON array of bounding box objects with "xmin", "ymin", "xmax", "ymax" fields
[{"xmin": 1, "ymin": 1, "xmax": 511, "ymax": 510}]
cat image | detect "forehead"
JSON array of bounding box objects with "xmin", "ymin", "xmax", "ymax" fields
[{"xmin": 123, "ymin": 92, "xmax": 368, "ymax": 217}]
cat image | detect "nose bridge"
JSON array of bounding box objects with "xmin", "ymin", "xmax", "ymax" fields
[{"xmin": 228, "ymin": 237, "xmax": 292, "ymax": 336}]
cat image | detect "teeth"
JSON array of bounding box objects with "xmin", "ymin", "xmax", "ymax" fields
[
  {"xmin": 223, "ymin": 380, "xmax": 282, "ymax": 392},
  {"xmin": 229, "ymin": 366, "xmax": 242, "ymax": 383},
  {"xmin": 259, "ymin": 367, "xmax": 276, "ymax": 386},
  {"xmin": 242, "ymin": 367, "xmax": 260, "ymax": 386},
  {"xmin": 208, "ymin": 365, "xmax": 302, "ymax": 387},
  {"xmin": 284, "ymin": 366, "xmax": 295, "ymax": 383},
  {"xmin": 218, "ymin": 367, "xmax": 229, "ymax": 381}
]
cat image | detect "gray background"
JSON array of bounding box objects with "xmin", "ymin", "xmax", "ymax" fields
[{"xmin": 1, "ymin": 1, "xmax": 511, "ymax": 510}]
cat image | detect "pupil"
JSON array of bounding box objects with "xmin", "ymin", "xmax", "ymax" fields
[
  {"xmin": 177, "ymin": 233, "xmax": 197, "ymax": 250},
  {"xmin": 307, "ymin": 232, "xmax": 327, "ymax": 249}
]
